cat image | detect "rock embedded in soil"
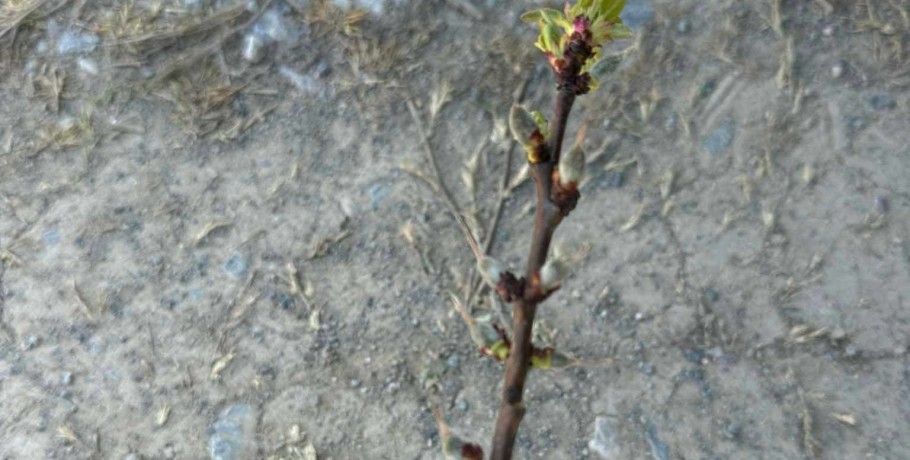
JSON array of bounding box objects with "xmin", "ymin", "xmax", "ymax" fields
[
  {"xmin": 222, "ymin": 252, "xmax": 249, "ymax": 279},
  {"xmin": 209, "ymin": 404, "xmax": 258, "ymax": 460},
  {"xmin": 645, "ymin": 423, "xmax": 669, "ymax": 460},
  {"xmin": 703, "ymin": 121, "xmax": 735, "ymax": 155},
  {"xmin": 589, "ymin": 416, "xmax": 620, "ymax": 459},
  {"xmin": 869, "ymin": 94, "xmax": 897, "ymax": 111}
]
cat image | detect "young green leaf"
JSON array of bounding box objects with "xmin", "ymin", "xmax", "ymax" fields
[{"xmin": 596, "ymin": 0, "xmax": 627, "ymax": 22}]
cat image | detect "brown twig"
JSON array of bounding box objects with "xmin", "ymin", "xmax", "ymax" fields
[{"xmin": 490, "ymin": 86, "xmax": 577, "ymax": 460}]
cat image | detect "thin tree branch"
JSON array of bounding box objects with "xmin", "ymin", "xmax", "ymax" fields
[{"xmin": 490, "ymin": 85, "xmax": 578, "ymax": 460}]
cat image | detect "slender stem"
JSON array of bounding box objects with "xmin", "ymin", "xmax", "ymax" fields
[
  {"xmin": 549, "ymin": 89, "xmax": 577, "ymax": 165},
  {"xmin": 489, "ymin": 89, "xmax": 577, "ymax": 460}
]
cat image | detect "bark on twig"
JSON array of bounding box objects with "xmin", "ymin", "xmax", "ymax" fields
[{"xmin": 489, "ymin": 87, "xmax": 577, "ymax": 460}]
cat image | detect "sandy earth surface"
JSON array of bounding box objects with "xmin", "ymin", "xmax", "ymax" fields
[{"xmin": 1, "ymin": 0, "xmax": 909, "ymax": 459}]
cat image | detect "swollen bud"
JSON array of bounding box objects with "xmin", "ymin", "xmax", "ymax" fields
[
  {"xmin": 559, "ymin": 143, "xmax": 585, "ymax": 187},
  {"xmin": 509, "ymin": 104, "xmax": 540, "ymax": 148},
  {"xmin": 539, "ymin": 259, "xmax": 570, "ymax": 292},
  {"xmin": 478, "ymin": 256, "xmax": 506, "ymax": 288}
]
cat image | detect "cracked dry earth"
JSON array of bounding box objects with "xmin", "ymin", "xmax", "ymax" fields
[{"xmin": 1, "ymin": 0, "xmax": 909, "ymax": 459}]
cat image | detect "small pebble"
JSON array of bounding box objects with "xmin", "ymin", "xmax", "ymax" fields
[
  {"xmin": 869, "ymin": 94, "xmax": 896, "ymax": 111},
  {"xmin": 683, "ymin": 368, "xmax": 705, "ymax": 382},
  {"xmin": 350, "ymin": 379, "xmax": 361, "ymax": 388},
  {"xmin": 57, "ymin": 30, "xmax": 100, "ymax": 55},
  {"xmin": 639, "ymin": 362, "xmax": 655, "ymax": 375},
  {"xmin": 829, "ymin": 328, "xmax": 847, "ymax": 341},
  {"xmin": 844, "ymin": 345, "xmax": 859, "ymax": 358},
  {"xmin": 77, "ymin": 58, "xmax": 99, "ymax": 75},
  {"xmin": 42, "ymin": 229, "xmax": 61, "ymax": 246},
  {"xmin": 683, "ymin": 349, "xmax": 705, "ymax": 364},
  {"xmin": 822, "ymin": 24, "xmax": 835, "ymax": 36},
  {"xmin": 222, "ymin": 252, "xmax": 248, "ymax": 279},
  {"xmin": 724, "ymin": 423, "xmax": 742, "ymax": 439},
  {"xmin": 676, "ymin": 19, "xmax": 690, "ymax": 34},
  {"xmin": 874, "ymin": 195, "xmax": 889, "ymax": 214},
  {"xmin": 241, "ymin": 34, "xmax": 265, "ymax": 63},
  {"xmin": 704, "ymin": 287, "xmax": 720, "ymax": 303},
  {"xmin": 61, "ymin": 372, "xmax": 74, "ymax": 385},
  {"xmin": 831, "ymin": 62, "xmax": 844, "ymax": 79},
  {"xmin": 645, "ymin": 423, "xmax": 669, "ymax": 460},
  {"xmin": 23, "ymin": 335, "xmax": 40, "ymax": 350},
  {"xmin": 446, "ymin": 355, "xmax": 460, "ymax": 369},
  {"xmin": 703, "ymin": 121, "xmax": 735, "ymax": 155},
  {"xmin": 589, "ymin": 417, "xmax": 620, "ymax": 459},
  {"xmin": 209, "ymin": 404, "xmax": 258, "ymax": 460}
]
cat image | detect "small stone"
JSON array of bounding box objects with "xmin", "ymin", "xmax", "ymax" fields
[
  {"xmin": 676, "ymin": 19, "xmax": 690, "ymax": 34},
  {"xmin": 683, "ymin": 368, "xmax": 705, "ymax": 382},
  {"xmin": 829, "ymin": 327, "xmax": 847, "ymax": 341},
  {"xmin": 874, "ymin": 195, "xmax": 889, "ymax": 214},
  {"xmin": 350, "ymin": 379, "xmax": 361, "ymax": 388},
  {"xmin": 57, "ymin": 30, "xmax": 99, "ymax": 55},
  {"xmin": 703, "ymin": 121, "xmax": 735, "ymax": 155},
  {"xmin": 446, "ymin": 354, "xmax": 460, "ymax": 369},
  {"xmin": 869, "ymin": 94, "xmax": 896, "ymax": 111},
  {"xmin": 822, "ymin": 24, "xmax": 835, "ymax": 36},
  {"xmin": 22, "ymin": 335, "xmax": 40, "ymax": 350},
  {"xmin": 645, "ymin": 423, "xmax": 669, "ymax": 460},
  {"xmin": 455, "ymin": 396, "xmax": 470, "ymax": 412},
  {"xmin": 703, "ymin": 287, "xmax": 720, "ymax": 303},
  {"xmin": 639, "ymin": 362, "xmax": 654, "ymax": 375},
  {"xmin": 589, "ymin": 416, "xmax": 620, "ymax": 459},
  {"xmin": 844, "ymin": 345, "xmax": 859, "ymax": 358},
  {"xmin": 683, "ymin": 348, "xmax": 705, "ymax": 364},
  {"xmin": 699, "ymin": 79, "xmax": 717, "ymax": 99},
  {"xmin": 77, "ymin": 58, "xmax": 99, "ymax": 75},
  {"xmin": 222, "ymin": 252, "xmax": 248, "ymax": 279},
  {"xmin": 209, "ymin": 404, "xmax": 258, "ymax": 460},
  {"xmin": 270, "ymin": 291, "xmax": 295, "ymax": 310},
  {"xmin": 831, "ymin": 62, "xmax": 844, "ymax": 79},
  {"xmin": 61, "ymin": 372, "xmax": 74, "ymax": 385},
  {"xmin": 42, "ymin": 229, "xmax": 61, "ymax": 246},
  {"xmin": 705, "ymin": 347, "xmax": 724, "ymax": 359},
  {"xmin": 241, "ymin": 34, "xmax": 265, "ymax": 63},
  {"xmin": 724, "ymin": 423, "xmax": 742, "ymax": 439}
]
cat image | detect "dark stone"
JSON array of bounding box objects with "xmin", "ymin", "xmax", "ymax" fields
[{"xmin": 869, "ymin": 94, "xmax": 896, "ymax": 111}]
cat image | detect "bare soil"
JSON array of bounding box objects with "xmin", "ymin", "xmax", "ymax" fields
[{"xmin": 1, "ymin": 0, "xmax": 909, "ymax": 459}]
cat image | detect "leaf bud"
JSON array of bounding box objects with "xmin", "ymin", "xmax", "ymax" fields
[
  {"xmin": 559, "ymin": 143, "xmax": 585, "ymax": 186},
  {"xmin": 478, "ymin": 256, "xmax": 506, "ymax": 288}
]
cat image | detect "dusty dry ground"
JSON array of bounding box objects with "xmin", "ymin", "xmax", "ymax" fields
[{"xmin": 1, "ymin": 0, "xmax": 909, "ymax": 459}]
